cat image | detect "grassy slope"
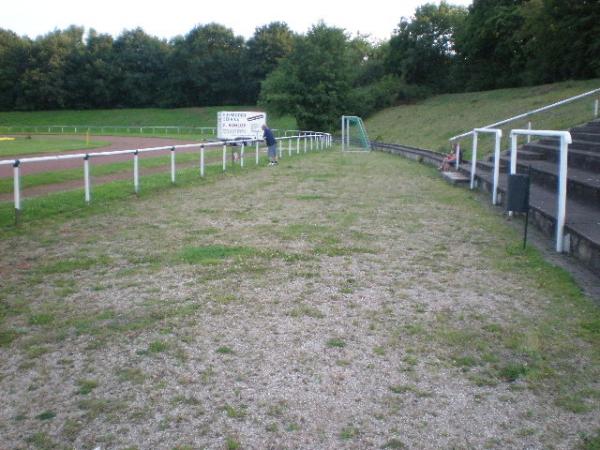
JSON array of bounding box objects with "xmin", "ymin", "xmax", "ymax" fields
[
  {"xmin": 0, "ymin": 106, "xmax": 297, "ymax": 130},
  {"xmin": 366, "ymin": 78, "xmax": 600, "ymax": 153}
]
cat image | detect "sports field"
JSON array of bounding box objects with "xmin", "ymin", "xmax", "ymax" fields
[{"xmin": 0, "ymin": 149, "xmax": 598, "ymax": 449}]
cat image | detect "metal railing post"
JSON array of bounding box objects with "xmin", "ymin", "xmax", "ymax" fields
[
  {"xmin": 595, "ymin": 98, "xmax": 599, "ymax": 118},
  {"xmin": 492, "ymin": 132, "xmax": 502, "ymax": 205},
  {"xmin": 288, "ymin": 138, "xmax": 292, "ymax": 157},
  {"xmin": 255, "ymin": 141, "xmax": 259, "ymax": 165},
  {"xmin": 170, "ymin": 147, "xmax": 176, "ymax": 184},
  {"xmin": 556, "ymin": 136, "xmax": 569, "ymax": 252},
  {"xmin": 241, "ymin": 143, "xmax": 245, "ymax": 168},
  {"xmin": 13, "ymin": 160, "xmax": 21, "ymax": 224},
  {"xmin": 470, "ymin": 132, "xmax": 478, "ymax": 189},
  {"xmin": 455, "ymin": 142, "xmax": 460, "ymax": 170},
  {"xmin": 222, "ymin": 144, "xmax": 227, "ymax": 171},
  {"xmin": 297, "ymin": 136, "xmax": 300, "ymax": 154},
  {"xmin": 200, "ymin": 145, "xmax": 205, "ymax": 177},
  {"xmin": 134, "ymin": 150, "xmax": 140, "ymax": 194},
  {"xmin": 527, "ymin": 122, "xmax": 532, "ymax": 143},
  {"xmin": 510, "ymin": 134, "xmax": 518, "ymax": 175},
  {"xmin": 304, "ymin": 136, "xmax": 307, "ymax": 153},
  {"xmin": 84, "ymin": 155, "xmax": 91, "ymax": 204}
]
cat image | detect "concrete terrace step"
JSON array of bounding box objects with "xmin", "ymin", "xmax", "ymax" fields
[
  {"xmin": 471, "ymin": 166, "xmax": 600, "ymax": 273},
  {"xmin": 480, "ymin": 157, "xmax": 600, "ymax": 206},
  {"xmin": 521, "ymin": 143, "xmax": 600, "ymax": 171}
]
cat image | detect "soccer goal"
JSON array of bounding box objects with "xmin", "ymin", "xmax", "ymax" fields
[{"xmin": 341, "ymin": 115, "xmax": 371, "ymax": 152}]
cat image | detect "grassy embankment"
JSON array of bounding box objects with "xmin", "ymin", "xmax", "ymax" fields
[
  {"xmin": 0, "ymin": 106, "xmax": 297, "ymax": 138},
  {"xmin": 366, "ymin": 78, "xmax": 600, "ymax": 156}
]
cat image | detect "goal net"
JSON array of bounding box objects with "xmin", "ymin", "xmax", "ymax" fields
[{"xmin": 341, "ymin": 115, "xmax": 371, "ymax": 152}]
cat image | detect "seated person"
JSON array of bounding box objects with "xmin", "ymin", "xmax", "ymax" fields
[{"xmin": 439, "ymin": 145, "xmax": 460, "ymax": 171}]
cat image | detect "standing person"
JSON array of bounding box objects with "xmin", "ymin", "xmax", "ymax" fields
[{"xmin": 262, "ymin": 124, "xmax": 278, "ymax": 166}]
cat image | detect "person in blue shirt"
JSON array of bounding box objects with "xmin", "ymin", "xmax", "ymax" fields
[{"xmin": 262, "ymin": 124, "xmax": 278, "ymax": 165}]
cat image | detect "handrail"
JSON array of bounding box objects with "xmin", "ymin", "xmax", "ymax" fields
[
  {"xmin": 509, "ymin": 129, "xmax": 572, "ymax": 253},
  {"xmin": 2, "ymin": 131, "xmax": 333, "ymax": 224},
  {"xmin": 450, "ymin": 87, "xmax": 600, "ymax": 142},
  {"xmin": 471, "ymin": 128, "xmax": 503, "ymax": 205}
]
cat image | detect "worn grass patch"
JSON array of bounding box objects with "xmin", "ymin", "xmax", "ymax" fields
[{"xmin": 180, "ymin": 245, "xmax": 259, "ymax": 265}]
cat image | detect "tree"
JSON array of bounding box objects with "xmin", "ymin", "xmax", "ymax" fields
[
  {"xmin": 260, "ymin": 23, "xmax": 354, "ymax": 131},
  {"xmin": 520, "ymin": 0, "xmax": 600, "ymax": 84},
  {"xmin": 385, "ymin": 2, "xmax": 467, "ymax": 91},
  {"xmin": 111, "ymin": 28, "xmax": 170, "ymax": 107},
  {"xmin": 169, "ymin": 24, "xmax": 244, "ymax": 107},
  {"xmin": 0, "ymin": 29, "xmax": 30, "ymax": 110},
  {"xmin": 83, "ymin": 30, "xmax": 116, "ymax": 108},
  {"xmin": 18, "ymin": 26, "xmax": 87, "ymax": 109},
  {"xmin": 243, "ymin": 22, "xmax": 294, "ymax": 103},
  {"xmin": 454, "ymin": 0, "xmax": 527, "ymax": 90}
]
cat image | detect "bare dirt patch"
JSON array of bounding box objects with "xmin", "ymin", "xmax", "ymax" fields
[{"xmin": 0, "ymin": 151, "xmax": 599, "ymax": 449}]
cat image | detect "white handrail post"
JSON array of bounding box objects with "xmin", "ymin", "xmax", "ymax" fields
[
  {"xmin": 595, "ymin": 98, "xmax": 599, "ymax": 118},
  {"xmin": 492, "ymin": 131, "xmax": 502, "ymax": 205},
  {"xmin": 310, "ymin": 135, "xmax": 314, "ymax": 151},
  {"xmin": 279, "ymin": 141, "xmax": 283, "ymax": 159},
  {"xmin": 304, "ymin": 135, "xmax": 307, "ymax": 153},
  {"xmin": 288, "ymin": 138, "xmax": 292, "ymax": 157},
  {"xmin": 13, "ymin": 161, "xmax": 21, "ymax": 224},
  {"xmin": 170, "ymin": 147, "xmax": 176, "ymax": 184},
  {"xmin": 241, "ymin": 143, "xmax": 245, "ymax": 168},
  {"xmin": 470, "ymin": 132, "xmax": 478, "ymax": 190},
  {"xmin": 134, "ymin": 151, "xmax": 140, "ymax": 194},
  {"xmin": 222, "ymin": 144, "xmax": 227, "ymax": 171},
  {"xmin": 454, "ymin": 142, "xmax": 460, "ymax": 170},
  {"xmin": 255, "ymin": 141, "xmax": 259, "ymax": 165},
  {"xmin": 527, "ymin": 122, "xmax": 532, "ymax": 143},
  {"xmin": 200, "ymin": 145, "xmax": 205, "ymax": 177},
  {"xmin": 84, "ymin": 155, "xmax": 91, "ymax": 204},
  {"xmin": 510, "ymin": 134, "xmax": 518, "ymax": 175},
  {"xmin": 556, "ymin": 136, "xmax": 569, "ymax": 253},
  {"xmin": 297, "ymin": 136, "xmax": 300, "ymax": 154}
]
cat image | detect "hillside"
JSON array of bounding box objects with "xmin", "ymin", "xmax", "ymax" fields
[{"xmin": 366, "ymin": 79, "xmax": 600, "ymax": 153}]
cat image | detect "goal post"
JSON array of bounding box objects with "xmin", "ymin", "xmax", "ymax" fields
[{"xmin": 341, "ymin": 115, "xmax": 371, "ymax": 152}]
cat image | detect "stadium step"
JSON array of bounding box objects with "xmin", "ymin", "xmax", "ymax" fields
[{"xmin": 464, "ymin": 116, "xmax": 600, "ymax": 274}]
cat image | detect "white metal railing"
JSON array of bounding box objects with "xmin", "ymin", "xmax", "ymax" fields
[
  {"xmin": 1, "ymin": 132, "xmax": 333, "ymax": 223},
  {"xmin": 470, "ymin": 128, "xmax": 503, "ymax": 205},
  {"xmin": 509, "ymin": 129, "xmax": 572, "ymax": 253},
  {"xmin": 450, "ymin": 87, "xmax": 600, "ymax": 143}
]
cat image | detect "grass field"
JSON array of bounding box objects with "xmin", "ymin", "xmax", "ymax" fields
[
  {"xmin": 0, "ymin": 135, "xmax": 109, "ymax": 158},
  {"xmin": 0, "ymin": 106, "xmax": 297, "ymax": 131},
  {"xmin": 0, "ymin": 149, "xmax": 599, "ymax": 449},
  {"xmin": 367, "ymin": 78, "xmax": 600, "ymax": 155}
]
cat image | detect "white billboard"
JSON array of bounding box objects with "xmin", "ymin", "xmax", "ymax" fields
[{"xmin": 217, "ymin": 111, "xmax": 267, "ymax": 141}]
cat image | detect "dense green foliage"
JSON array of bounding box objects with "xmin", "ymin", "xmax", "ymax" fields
[
  {"xmin": 0, "ymin": 0, "xmax": 598, "ymax": 130},
  {"xmin": 0, "ymin": 23, "xmax": 294, "ymax": 111}
]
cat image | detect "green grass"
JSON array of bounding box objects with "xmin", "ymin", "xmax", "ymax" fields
[
  {"xmin": 0, "ymin": 153, "xmax": 278, "ymax": 230},
  {"xmin": 0, "ymin": 149, "xmax": 216, "ymax": 195},
  {"xmin": 366, "ymin": 78, "xmax": 600, "ymax": 155},
  {"xmin": 0, "ymin": 106, "xmax": 297, "ymax": 133},
  {"xmin": 0, "ymin": 135, "xmax": 108, "ymax": 157}
]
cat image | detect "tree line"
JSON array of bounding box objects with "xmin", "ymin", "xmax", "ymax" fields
[{"xmin": 0, "ymin": 0, "xmax": 598, "ymax": 130}]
